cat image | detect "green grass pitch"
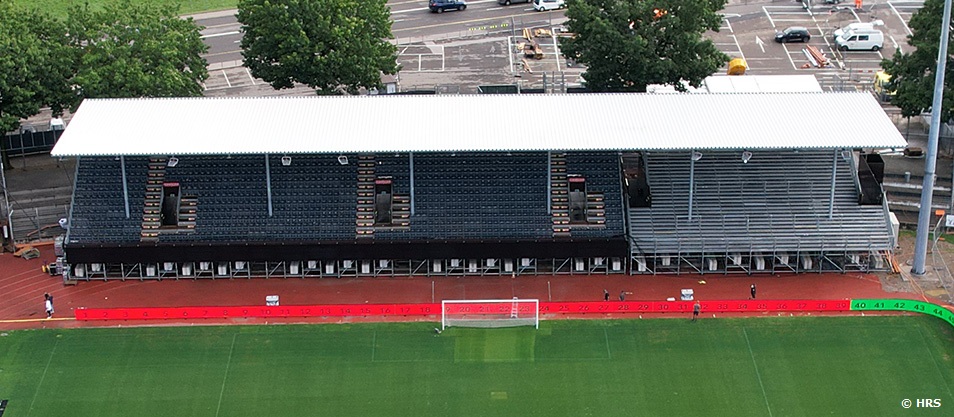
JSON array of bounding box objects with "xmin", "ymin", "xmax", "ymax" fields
[{"xmin": 0, "ymin": 316, "xmax": 951, "ymax": 416}]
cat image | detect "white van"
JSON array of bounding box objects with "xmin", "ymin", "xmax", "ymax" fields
[
  {"xmin": 533, "ymin": 0, "xmax": 565, "ymax": 11},
  {"xmin": 832, "ymin": 20, "xmax": 883, "ymax": 41},
  {"xmin": 835, "ymin": 28, "xmax": 884, "ymax": 51}
]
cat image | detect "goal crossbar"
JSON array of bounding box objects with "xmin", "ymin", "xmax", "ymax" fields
[{"xmin": 441, "ymin": 298, "xmax": 539, "ymax": 329}]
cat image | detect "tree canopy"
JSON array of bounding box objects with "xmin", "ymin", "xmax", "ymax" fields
[
  {"xmin": 66, "ymin": 0, "xmax": 209, "ymax": 101},
  {"xmin": 0, "ymin": 2, "xmax": 71, "ymax": 135},
  {"xmin": 882, "ymin": 0, "xmax": 954, "ymax": 119},
  {"xmin": 0, "ymin": 0, "xmax": 208, "ymax": 135},
  {"xmin": 560, "ymin": 0, "xmax": 728, "ymax": 92},
  {"xmin": 238, "ymin": 0, "xmax": 398, "ymax": 94}
]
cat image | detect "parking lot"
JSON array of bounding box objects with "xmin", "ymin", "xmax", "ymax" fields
[{"xmin": 200, "ymin": 1, "xmax": 927, "ymax": 94}]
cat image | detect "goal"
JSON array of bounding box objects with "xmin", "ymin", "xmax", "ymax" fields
[{"xmin": 441, "ymin": 298, "xmax": 539, "ymax": 329}]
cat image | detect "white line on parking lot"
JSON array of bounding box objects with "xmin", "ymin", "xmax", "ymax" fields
[
  {"xmin": 222, "ymin": 70, "xmax": 232, "ymax": 88},
  {"xmin": 890, "ymin": 35, "xmax": 903, "ymax": 54},
  {"xmin": 731, "ymin": 34, "xmax": 748, "ymax": 68},
  {"xmin": 888, "ymin": 2, "xmax": 915, "ymax": 36},
  {"xmin": 245, "ymin": 68, "xmax": 256, "ymax": 85},
  {"xmin": 782, "ymin": 43, "xmax": 798, "ymax": 70},
  {"xmin": 762, "ymin": 6, "xmax": 776, "ymax": 28}
]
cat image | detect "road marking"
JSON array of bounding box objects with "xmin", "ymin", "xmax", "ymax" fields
[
  {"xmin": 743, "ymin": 328, "xmax": 774, "ymax": 417},
  {"xmin": 888, "ymin": 1, "xmax": 915, "ymax": 37},
  {"xmin": 222, "ymin": 70, "xmax": 232, "ymax": 88},
  {"xmin": 723, "ymin": 17, "xmax": 734, "ymax": 33},
  {"xmin": 731, "ymin": 34, "xmax": 749, "ymax": 69},
  {"xmin": 890, "ymin": 35, "xmax": 903, "ymax": 54},
  {"xmin": 28, "ymin": 338, "xmax": 58, "ymax": 414},
  {"xmin": 393, "ymin": 0, "xmax": 501, "ymax": 14},
  {"xmin": 755, "ymin": 36, "xmax": 765, "ymax": 53},
  {"xmin": 393, "ymin": 10, "xmax": 542, "ymax": 33},
  {"xmin": 782, "ymin": 43, "xmax": 799, "ymax": 70},
  {"xmin": 245, "ymin": 68, "xmax": 256, "ymax": 85},
  {"xmin": 762, "ymin": 6, "xmax": 776, "ymax": 28},
  {"xmin": 214, "ymin": 334, "xmax": 238, "ymax": 417},
  {"xmin": 201, "ymin": 31, "xmax": 241, "ymax": 39}
]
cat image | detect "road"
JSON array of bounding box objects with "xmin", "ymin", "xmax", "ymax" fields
[{"xmin": 198, "ymin": 1, "xmax": 566, "ymax": 66}]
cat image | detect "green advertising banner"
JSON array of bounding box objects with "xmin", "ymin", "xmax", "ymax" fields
[{"xmin": 852, "ymin": 299, "xmax": 954, "ymax": 328}]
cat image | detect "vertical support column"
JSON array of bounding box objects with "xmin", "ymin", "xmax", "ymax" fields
[
  {"xmin": 120, "ymin": 156, "xmax": 130, "ymax": 219},
  {"xmin": 265, "ymin": 155, "xmax": 273, "ymax": 217},
  {"xmin": 829, "ymin": 149, "xmax": 838, "ymax": 220},
  {"xmin": 547, "ymin": 152, "xmax": 552, "ymax": 214},
  {"xmin": 914, "ymin": 0, "xmax": 954, "ymax": 275},
  {"xmin": 688, "ymin": 150, "xmax": 696, "ymax": 220},
  {"xmin": 409, "ymin": 152, "xmax": 415, "ymax": 216}
]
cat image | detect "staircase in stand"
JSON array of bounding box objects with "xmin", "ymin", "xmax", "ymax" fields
[
  {"xmin": 356, "ymin": 156, "xmax": 376, "ymax": 237},
  {"xmin": 177, "ymin": 196, "xmax": 198, "ymax": 230},
  {"xmin": 140, "ymin": 157, "xmax": 166, "ymax": 243},
  {"xmin": 550, "ymin": 152, "xmax": 571, "ymax": 237}
]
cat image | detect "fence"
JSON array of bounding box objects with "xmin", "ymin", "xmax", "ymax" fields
[{"xmin": 1, "ymin": 129, "xmax": 63, "ymax": 160}]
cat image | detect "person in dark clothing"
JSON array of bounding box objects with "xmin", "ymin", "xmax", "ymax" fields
[
  {"xmin": 619, "ymin": 291, "xmax": 625, "ymax": 302},
  {"xmin": 750, "ymin": 284, "xmax": 757, "ymax": 299},
  {"xmin": 691, "ymin": 301, "xmax": 700, "ymax": 321},
  {"xmin": 604, "ymin": 289, "xmax": 610, "ymax": 301}
]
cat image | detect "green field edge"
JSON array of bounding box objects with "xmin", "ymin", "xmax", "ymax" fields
[{"xmin": 852, "ymin": 298, "xmax": 954, "ymax": 328}]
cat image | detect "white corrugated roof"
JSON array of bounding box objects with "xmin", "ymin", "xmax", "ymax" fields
[
  {"xmin": 703, "ymin": 75, "xmax": 823, "ymax": 93},
  {"xmin": 50, "ymin": 93, "xmax": 906, "ymax": 156}
]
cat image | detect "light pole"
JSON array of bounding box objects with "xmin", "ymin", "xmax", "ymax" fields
[{"xmin": 913, "ymin": 0, "xmax": 954, "ymax": 275}]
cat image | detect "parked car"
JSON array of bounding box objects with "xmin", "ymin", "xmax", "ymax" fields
[
  {"xmin": 774, "ymin": 26, "xmax": 811, "ymax": 43},
  {"xmin": 835, "ymin": 28, "xmax": 884, "ymax": 51},
  {"xmin": 498, "ymin": 0, "xmax": 530, "ymax": 4},
  {"xmin": 533, "ymin": 0, "xmax": 565, "ymax": 11},
  {"xmin": 429, "ymin": 0, "xmax": 466, "ymax": 13}
]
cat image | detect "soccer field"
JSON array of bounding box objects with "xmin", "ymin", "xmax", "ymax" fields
[{"xmin": 1, "ymin": 316, "xmax": 951, "ymax": 416}]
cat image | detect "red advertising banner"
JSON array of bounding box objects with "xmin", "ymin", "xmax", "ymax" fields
[
  {"xmin": 75, "ymin": 299, "xmax": 851, "ymax": 321},
  {"xmin": 538, "ymin": 299, "xmax": 851, "ymax": 315}
]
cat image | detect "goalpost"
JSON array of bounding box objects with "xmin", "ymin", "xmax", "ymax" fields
[{"xmin": 441, "ymin": 298, "xmax": 539, "ymax": 329}]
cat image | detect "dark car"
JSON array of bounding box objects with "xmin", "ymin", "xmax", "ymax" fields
[
  {"xmin": 497, "ymin": 0, "xmax": 529, "ymax": 5},
  {"xmin": 775, "ymin": 26, "xmax": 811, "ymax": 43},
  {"xmin": 429, "ymin": 0, "xmax": 467, "ymax": 12}
]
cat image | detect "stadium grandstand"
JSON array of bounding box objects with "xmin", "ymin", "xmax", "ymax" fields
[{"xmin": 49, "ymin": 93, "xmax": 905, "ymax": 280}]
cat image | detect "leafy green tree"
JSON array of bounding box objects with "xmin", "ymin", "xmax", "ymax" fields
[
  {"xmin": 882, "ymin": 0, "xmax": 954, "ymax": 119},
  {"xmin": 66, "ymin": 0, "xmax": 209, "ymax": 101},
  {"xmin": 0, "ymin": 1, "xmax": 72, "ymax": 135},
  {"xmin": 560, "ymin": 0, "xmax": 728, "ymax": 92},
  {"xmin": 238, "ymin": 0, "xmax": 398, "ymax": 94}
]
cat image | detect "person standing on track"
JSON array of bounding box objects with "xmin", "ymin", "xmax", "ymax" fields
[
  {"xmin": 44, "ymin": 293, "xmax": 54, "ymax": 319},
  {"xmin": 691, "ymin": 300, "xmax": 700, "ymax": 321},
  {"xmin": 750, "ymin": 283, "xmax": 757, "ymax": 299},
  {"xmin": 604, "ymin": 289, "xmax": 610, "ymax": 301}
]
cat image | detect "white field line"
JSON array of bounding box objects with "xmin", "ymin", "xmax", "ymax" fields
[
  {"xmin": 28, "ymin": 339, "xmax": 59, "ymax": 414},
  {"xmin": 743, "ymin": 328, "xmax": 775, "ymax": 417},
  {"xmin": 214, "ymin": 334, "xmax": 238, "ymax": 417}
]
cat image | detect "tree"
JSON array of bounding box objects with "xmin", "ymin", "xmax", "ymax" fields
[
  {"xmin": 66, "ymin": 0, "xmax": 209, "ymax": 101},
  {"xmin": 0, "ymin": 1, "xmax": 72, "ymax": 136},
  {"xmin": 560, "ymin": 0, "xmax": 728, "ymax": 92},
  {"xmin": 882, "ymin": 0, "xmax": 954, "ymax": 119},
  {"xmin": 238, "ymin": 0, "xmax": 398, "ymax": 95}
]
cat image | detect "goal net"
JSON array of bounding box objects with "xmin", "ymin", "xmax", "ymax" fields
[{"xmin": 441, "ymin": 298, "xmax": 539, "ymax": 329}]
